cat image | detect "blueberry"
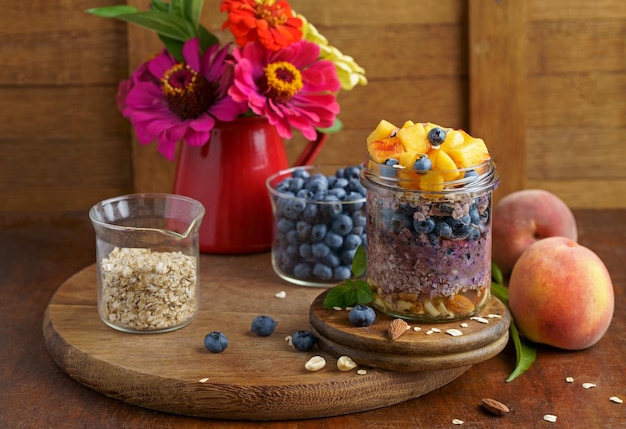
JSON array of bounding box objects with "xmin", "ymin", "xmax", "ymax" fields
[
  {"xmin": 320, "ymin": 195, "xmax": 342, "ymax": 218},
  {"xmin": 334, "ymin": 177, "xmax": 349, "ymax": 190},
  {"xmin": 390, "ymin": 212, "xmax": 412, "ymax": 233},
  {"xmin": 445, "ymin": 215, "xmax": 473, "ymax": 239},
  {"xmin": 302, "ymin": 203, "xmax": 320, "ymax": 222},
  {"xmin": 331, "ymin": 214, "xmax": 354, "ymax": 236},
  {"xmin": 283, "ymin": 198, "xmax": 306, "ymax": 220},
  {"xmin": 296, "ymin": 220, "xmax": 311, "ymax": 240},
  {"xmin": 312, "ymin": 242, "xmax": 331, "ymax": 258},
  {"xmin": 340, "ymin": 249, "xmax": 357, "ymax": 265},
  {"xmin": 427, "ymin": 127, "xmax": 447, "ymax": 147},
  {"xmin": 351, "ymin": 212, "xmax": 366, "ymax": 228},
  {"xmin": 348, "ymin": 178, "xmax": 367, "ymax": 196},
  {"xmin": 293, "ymin": 262, "xmax": 312, "ymax": 278},
  {"xmin": 310, "ymin": 223, "xmax": 328, "ymax": 242},
  {"xmin": 204, "ymin": 331, "xmax": 228, "ymax": 353},
  {"xmin": 312, "ymin": 262, "xmax": 333, "ymax": 280},
  {"xmin": 288, "ymin": 177, "xmax": 305, "ymax": 193},
  {"xmin": 296, "ymin": 189, "xmax": 314, "ymax": 200},
  {"xmin": 322, "ymin": 252, "xmax": 341, "ymax": 268},
  {"xmin": 433, "ymin": 220, "xmax": 453, "ymax": 239},
  {"xmin": 333, "ymin": 265, "xmax": 352, "ymax": 280},
  {"xmin": 292, "ymin": 168, "xmax": 310, "ymax": 179},
  {"xmin": 277, "ymin": 218, "xmax": 295, "ymax": 234},
  {"xmin": 343, "ymin": 233, "xmax": 362, "ymax": 250},
  {"xmin": 381, "ymin": 158, "xmax": 400, "ymax": 177},
  {"xmin": 413, "ymin": 217, "xmax": 435, "ymax": 234},
  {"xmin": 469, "ymin": 206, "xmax": 481, "ymax": 225},
  {"xmin": 299, "ymin": 242, "xmax": 313, "ymax": 258},
  {"xmin": 324, "ymin": 231, "xmax": 343, "ymax": 249},
  {"xmin": 343, "ymin": 192, "xmax": 365, "ymax": 212},
  {"xmin": 344, "ymin": 166, "xmax": 362, "ymax": 179},
  {"xmin": 304, "ymin": 173, "xmax": 329, "ymax": 193},
  {"xmin": 251, "ymin": 315, "xmax": 277, "ymax": 337},
  {"xmin": 413, "ymin": 154, "xmax": 433, "ymax": 172},
  {"xmin": 464, "ymin": 169, "xmax": 478, "ymax": 179},
  {"xmin": 327, "ymin": 187, "xmax": 347, "ymax": 200},
  {"xmin": 348, "ymin": 305, "xmax": 376, "ymax": 327},
  {"xmin": 291, "ymin": 330, "xmax": 317, "ymax": 351}
]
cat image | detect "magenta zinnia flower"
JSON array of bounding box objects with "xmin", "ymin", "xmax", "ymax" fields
[
  {"xmin": 229, "ymin": 40, "xmax": 341, "ymax": 141},
  {"xmin": 122, "ymin": 38, "xmax": 248, "ymax": 160}
]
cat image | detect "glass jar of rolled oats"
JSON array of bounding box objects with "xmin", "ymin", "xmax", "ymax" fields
[
  {"xmin": 361, "ymin": 159, "xmax": 499, "ymax": 322},
  {"xmin": 89, "ymin": 194, "xmax": 204, "ymax": 333}
]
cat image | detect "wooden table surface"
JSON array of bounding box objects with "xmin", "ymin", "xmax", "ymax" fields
[{"xmin": 2, "ymin": 209, "xmax": 625, "ymax": 428}]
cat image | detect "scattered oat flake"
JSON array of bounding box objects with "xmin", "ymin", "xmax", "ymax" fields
[
  {"xmin": 413, "ymin": 326, "xmax": 422, "ymax": 331},
  {"xmin": 198, "ymin": 377, "xmax": 209, "ymax": 383},
  {"xmin": 582, "ymin": 383, "xmax": 597, "ymax": 389},
  {"xmin": 446, "ymin": 329, "xmax": 463, "ymax": 337},
  {"xmin": 487, "ymin": 314, "xmax": 502, "ymax": 319},
  {"xmin": 357, "ymin": 369, "xmax": 367, "ymax": 375},
  {"xmin": 543, "ymin": 414, "xmax": 557, "ymax": 423},
  {"xmin": 452, "ymin": 418, "xmax": 464, "ymax": 425},
  {"xmin": 565, "ymin": 376, "xmax": 574, "ymax": 383},
  {"xmin": 470, "ymin": 316, "xmax": 489, "ymax": 324},
  {"xmin": 425, "ymin": 329, "xmax": 437, "ymax": 335},
  {"xmin": 460, "ymin": 322, "xmax": 469, "ymax": 328},
  {"xmin": 275, "ymin": 290, "xmax": 286, "ymax": 299},
  {"xmin": 610, "ymin": 396, "xmax": 623, "ymax": 404},
  {"xmin": 333, "ymin": 306, "xmax": 343, "ymax": 311}
]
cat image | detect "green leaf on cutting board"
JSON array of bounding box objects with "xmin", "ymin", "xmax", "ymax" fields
[{"xmin": 491, "ymin": 262, "xmax": 538, "ymax": 383}]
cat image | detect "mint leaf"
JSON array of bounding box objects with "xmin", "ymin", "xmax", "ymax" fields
[
  {"xmin": 351, "ymin": 245, "xmax": 366, "ymax": 278},
  {"xmin": 323, "ymin": 246, "xmax": 373, "ymax": 308}
]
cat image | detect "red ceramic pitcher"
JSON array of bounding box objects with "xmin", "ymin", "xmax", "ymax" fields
[{"xmin": 173, "ymin": 115, "xmax": 327, "ymax": 254}]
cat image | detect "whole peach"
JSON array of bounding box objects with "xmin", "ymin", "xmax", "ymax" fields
[
  {"xmin": 508, "ymin": 237, "xmax": 614, "ymax": 350},
  {"xmin": 492, "ymin": 189, "xmax": 577, "ymax": 274}
]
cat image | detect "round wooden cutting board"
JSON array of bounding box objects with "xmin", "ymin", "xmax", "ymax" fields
[{"xmin": 43, "ymin": 253, "xmax": 499, "ymax": 421}]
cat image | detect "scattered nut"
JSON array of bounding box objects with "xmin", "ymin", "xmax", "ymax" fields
[
  {"xmin": 481, "ymin": 398, "xmax": 510, "ymax": 416},
  {"xmin": 460, "ymin": 322, "xmax": 469, "ymax": 328},
  {"xmin": 333, "ymin": 306, "xmax": 343, "ymax": 311},
  {"xmin": 198, "ymin": 377, "xmax": 209, "ymax": 383},
  {"xmin": 610, "ymin": 396, "xmax": 623, "ymax": 404},
  {"xmin": 388, "ymin": 318, "xmax": 409, "ymax": 340},
  {"xmin": 275, "ymin": 290, "xmax": 286, "ymax": 299},
  {"xmin": 357, "ymin": 369, "xmax": 367, "ymax": 375},
  {"xmin": 582, "ymin": 383, "xmax": 597, "ymax": 389},
  {"xmin": 304, "ymin": 356, "xmax": 326, "ymax": 372},
  {"xmin": 452, "ymin": 418, "xmax": 464, "ymax": 425},
  {"xmin": 486, "ymin": 314, "xmax": 502, "ymax": 319},
  {"xmin": 446, "ymin": 329, "xmax": 463, "ymax": 337},
  {"xmin": 337, "ymin": 355, "xmax": 358, "ymax": 372},
  {"xmin": 543, "ymin": 414, "xmax": 557, "ymax": 423},
  {"xmin": 470, "ymin": 316, "xmax": 489, "ymax": 324},
  {"xmin": 413, "ymin": 326, "xmax": 422, "ymax": 332},
  {"xmin": 565, "ymin": 376, "xmax": 574, "ymax": 383}
]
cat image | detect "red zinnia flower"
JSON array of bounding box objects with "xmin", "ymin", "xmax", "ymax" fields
[{"xmin": 221, "ymin": 0, "xmax": 303, "ymax": 51}]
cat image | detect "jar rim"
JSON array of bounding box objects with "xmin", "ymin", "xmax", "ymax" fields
[{"xmin": 361, "ymin": 158, "xmax": 499, "ymax": 196}]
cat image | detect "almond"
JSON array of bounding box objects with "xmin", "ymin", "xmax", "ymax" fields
[
  {"xmin": 388, "ymin": 318, "xmax": 409, "ymax": 340},
  {"xmin": 481, "ymin": 398, "xmax": 510, "ymax": 416},
  {"xmin": 446, "ymin": 294, "xmax": 475, "ymax": 314}
]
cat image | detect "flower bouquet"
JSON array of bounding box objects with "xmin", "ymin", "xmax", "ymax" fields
[
  {"xmin": 87, "ymin": 0, "xmax": 366, "ymax": 160},
  {"xmin": 87, "ymin": 0, "xmax": 366, "ymax": 253}
]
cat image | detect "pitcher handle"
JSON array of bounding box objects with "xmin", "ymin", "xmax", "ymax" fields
[{"xmin": 293, "ymin": 131, "xmax": 328, "ymax": 166}]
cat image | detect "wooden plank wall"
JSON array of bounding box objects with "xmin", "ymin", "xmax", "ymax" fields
[
  {"xmin": 0, "ymin": 0, "xmax": 134, "ymax": 212},
  {"xmin": 1, "ymin": 0, "xmax": 625, "ymax": 212}
]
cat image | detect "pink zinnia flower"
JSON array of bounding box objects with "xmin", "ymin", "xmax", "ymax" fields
[
  {"xmin": 122, "ymin": 38, "xmax": 248, "ymax": 160},
  {"xmin": 229, "ymin": 40, "xmax": 340, "ymax": 141}
]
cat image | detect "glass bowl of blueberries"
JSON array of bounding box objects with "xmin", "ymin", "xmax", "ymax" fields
[{"xmin": 266, "ymin": 165, "xmax": 367, "ymax": 287}]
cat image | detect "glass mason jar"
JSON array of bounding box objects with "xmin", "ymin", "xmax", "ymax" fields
[
  {"xmin": 361, "ymin": 158, "xmax": 499, "ymax": 322},
  {"xmin": 89, "ymin": 194, "xmax": 205, "ymax": 333},
  {"xmin": 267, "ymin": 165, "xmax": 367, "ymax": 287}
]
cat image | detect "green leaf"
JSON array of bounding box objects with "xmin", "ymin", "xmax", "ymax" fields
[
  {"xmin": 150, "ymin": 0, "xmax": 170, "ymax": 13},
  {"xmin": 492, "ymin": 261, "xmax": 504, "ymax": 285},
  {"xmin": 91, "ymin": 10, "xmax": 197, "ymax": 42},
  {"xmin": 506, "ymin": 323, "xmax": 537, "ymax": 382},
  {"xmin": 158, "ymin": 34, "xmax": 185, "ymax": 62},
  {"xmin": 323, "ymin": 283, "xmax": 351, "ymax": 308},
  {"xmin": 490, "ymin": 281, "xmax": 509, "ymax": 306},
  {"xmin": 198, "ymin": 25, "xmax": 219, "ymax": 51},
  {"xmin": 86, "ymin": 5, "xmax": 139, "ymax": 17},
  {"xmin": 183, "ymin": 0, "xmax": 205, "ymax": 26},
  {"xmin": 323, "ymin": 278, "xmax": 373, "ymax": 309},
  {"xmin": 317, "ymin": 118, "xmax": 343, "ymax": 134},
  {"xmin": 351, "ymin": 245, "xmax": 366, "ymax": 278},
  {"xmin": 354, "ymin": 280, "xmax": 373, "ymax": 304}
]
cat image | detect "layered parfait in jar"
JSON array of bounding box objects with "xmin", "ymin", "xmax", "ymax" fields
[{"xmin": 360, "ymin": 120, "xmax": 499, "ymax": 321}]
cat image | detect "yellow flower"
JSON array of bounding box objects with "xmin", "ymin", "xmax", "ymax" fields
[{"xmin": 298, "ymin": 13, "xmax": 367, "ymax": 91}]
